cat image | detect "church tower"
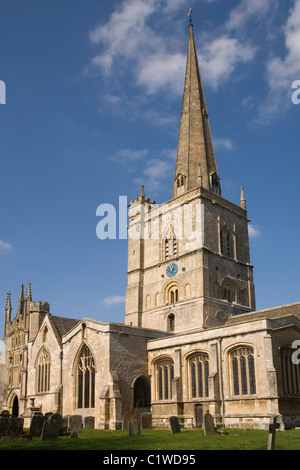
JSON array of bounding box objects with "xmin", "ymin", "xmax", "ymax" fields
[{"xmin": 125, "ymin": 23, "xmax": 255, "ymax": 332}]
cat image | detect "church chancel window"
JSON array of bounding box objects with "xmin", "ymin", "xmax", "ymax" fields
[
  {"xmin": 76, "ymin": 345, "xmax": 95, "ymax": 409},
  {"xmin": 189, "ymin": 353, "xmax": 209, "ymax": 399},
  {"xmin": 155, "ymin": 358, "xmax": 174, "ymax": 400},
  {"xmin": 37, "ymin": 347, "xmax": 50, "ymax": 393},
  {"xmin": 230, "ymin": 347, "xmax": 256, "ymax": 396}
]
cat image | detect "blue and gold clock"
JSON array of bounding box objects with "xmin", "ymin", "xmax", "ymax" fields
[{"xmin": 166, "ymin": 263, "xmax": 178, "ymax": 277}]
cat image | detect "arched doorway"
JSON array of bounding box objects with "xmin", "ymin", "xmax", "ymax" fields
[
  {"xmin": 133, "ymin": 375, "xmax": 151, "ymax": 409},
  {"xmin": 12, "ymin": 395, "xmax": 19, "ymax": 417}
]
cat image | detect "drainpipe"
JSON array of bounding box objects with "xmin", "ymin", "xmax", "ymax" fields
[
  {"xmin": 218, "ymin": 337, "xmax": 226, "ymax": 434},
  {"xmin": 59, "ymin": 351, "xmax": 63, "ymax": 415}
]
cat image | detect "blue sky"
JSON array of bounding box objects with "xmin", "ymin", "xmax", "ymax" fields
[{"xmin": 0, "ymin": 0, "xmax": 300, "ymax": 344}]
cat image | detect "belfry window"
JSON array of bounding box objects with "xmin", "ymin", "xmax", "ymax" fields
[
  {"xmin": 156, "ymin": 358, "xmax": 174, "ymax": 400},
  {"xmin": 37, "ymin": 347, "xmax": 50, "ymax": 393},
  {"xmin": 220, "ymin": 228, "xmax": 232, "ymax": 257},
  {"xmin": 76, "ymin": 345, "xmax": 95, "ymax": 409},
  {"xmin": 189, "ymin": 353, "xmax": 209, "ymax": 399},
  {"xmin": 230, "ymin": 347, "xmax": 256, "ymax": 396},
  {"xmin": 165, "ymin": 239, "xmax": 169, "ymax": 260},
  {"xmin": 173, "ymin": 236, "xmax": 177, "ymax": 257}
]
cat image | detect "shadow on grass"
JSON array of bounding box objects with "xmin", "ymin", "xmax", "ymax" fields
[{"xmin": 1, "ymin": 428, "xmax": 300, "ymax": 451}]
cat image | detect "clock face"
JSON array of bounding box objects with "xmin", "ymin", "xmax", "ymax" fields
[{"xmin": 166, "ymin": 263, "xmax": 178, "ymax": 277}]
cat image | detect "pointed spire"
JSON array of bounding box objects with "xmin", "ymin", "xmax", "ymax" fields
[
  {"xmin": 173, "ymin": 23, "xmax": 221, "ymax": 198},
  {"xmin": 5, "ymin": 291, "xmax": 12, "ymax": 324},
  {"xmin": 240, "ymin": 187, "xmax": 247, "ymax": 210},
  {"xmin": 17, "ymin": 283, "xmax": 25, "ymax": 316}
]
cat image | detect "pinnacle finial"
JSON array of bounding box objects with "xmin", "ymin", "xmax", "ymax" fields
[
  {"xmin": 188, "ymin": 8, "xmax": 193, "ymax": 25},
  {"xmin": 240, "ymin": 187, "xmax": 247, "ymax": 210},
  {"xmin": 5, "ymin": 291, "xmax": 11, "ymax": 310},
  {"xmin": 26, "ymin": 282, "xmax": 32, "ymax": 301}
]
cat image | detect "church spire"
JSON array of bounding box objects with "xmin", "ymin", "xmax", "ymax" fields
[{"xmin": 173, "ymin": 22, "xmax": 221, "ymax": 198}]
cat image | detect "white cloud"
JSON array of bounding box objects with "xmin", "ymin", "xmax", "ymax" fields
[
  {"xmin": 214, "ymin": 137, "xmax": 235, "ymax": 151},
  {"xmin": 226, "ymin": 0, "xmax": 273, "ymax": 31},
  {"xmin": 0, "ymin": 240, "xmax": 13, "ymax": 254},
  {"xmin": 257, "ymin": 0, "xmax": 300, "ymax": 123},
  {"xmin": 88, "ymin": 0, "xmax": 258, "ymax": 106},
  {"xmin": 199, "ymin": 36, "xmax": 256, "ymax": 88},
  {"xmin": 103, "ymin": 295, "xmax": 125, "ymax": 306},
  {"xmin": 248, "ymin": 224, "xmax": 261, "ymax": 238}
]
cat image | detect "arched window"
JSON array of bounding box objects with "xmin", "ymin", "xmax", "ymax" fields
[
  {"xmin": 155, "ymin": 358, "xmax": 174, "ymax": 400},
  {"xmin": 230, "ymin": 347, "xmax": 256, "ymax": 396},
  {"xmin": 189, "ymin": 353, "xmax": 209, "ymax": 398},
  {"xmin": 167, "ymin": 314, "xmax": 175, "ymax": 332},
  {"xmin": 37, "ymin": 347, "xmax": 50, "ymax": 393},
  {"xmin": 223, "ymin": 282, "xmax": 235, "ymax": 303},
  {"xmin": 281, "ymin": 346, "xmax": 300, "ymax": 395},
  {"xmin": 76, "ymin": 345, "xmax": 95, "ymax": 409}
]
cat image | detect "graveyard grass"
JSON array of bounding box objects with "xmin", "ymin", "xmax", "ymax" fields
[{"xmin": 1, "ymin": 428, "xmax": 300, "ymax": 450}]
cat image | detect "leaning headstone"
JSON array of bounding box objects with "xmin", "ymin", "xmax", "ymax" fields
[
  {"xmin": 141, "ymin": 412, "xmax": 152, "ymax": 429},
  {"xmin": 29, "ymin": 414, "xmax": 46, "ymax": 437},
  {"xmin": 203, "ymin": 410, "xmax": 216, "ymax": 436},
  {"xmin": 49, "ymin": 413, "xmax": 64, "ymax": 435},
  {"xmin": 84, "ymin": 416, "xmax": 95, "ymax": 429},
  {"xmin": 128, "ymin": 419, "xmax": 141, "ymax": 436},
  {"xmin": 122, "ymin": 412, "xmax": 132, "ymax": 431},
  {"xmin": 169, "ymin": 416, "xmax": 181, "ymax": 434},
  {"xmin": 68, "ymin": 415, "xmax": 82, "ymax": 438},
  {"xmin": 41, "ymin": 419, "xmax": 60, "ymax": 440},
  {"xmin": 267, "ymin": 416, "xmax": 280, "ymax": 451}
]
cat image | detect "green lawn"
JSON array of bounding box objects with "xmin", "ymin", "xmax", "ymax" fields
[{"xmin": 0, "ymin": 428, "xmax": 300, "ymax": 451}]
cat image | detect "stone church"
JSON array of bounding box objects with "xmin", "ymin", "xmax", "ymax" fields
[{"xmin": 1, "ymin": 23, "xmax": 300, "ymax": 431}]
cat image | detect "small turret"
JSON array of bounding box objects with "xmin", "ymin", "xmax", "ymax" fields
[
  {"xmin": 240, "ymin": 187, "xmax": 247, "ymax": 210},
  {"xmin": 5, "ymin": 291, "xmax": 12, "ymax": 333},
  {"xmin": 17, "ymin": 284, "xmax": 25, "ymax": 316}
]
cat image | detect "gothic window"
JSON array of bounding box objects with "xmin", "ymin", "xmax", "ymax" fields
[
  {"xmin": 156, "ymin": 358, "xmax": 174, "ymax": 400},
  {"xmin": 37, "ymin": 347, "xmax": 50, "ymax": 393},
  {"xmin": 281, "ymin": 346, "xmax": 300, "ymax": 395},
  {"xmin": 76, "ymin": 345, "xmax": 95, "ymax": 409},
  {"xmin": 230, "ymin": 347, "xmax": 256, "ymax": 396},
  {"xmin": 167, "ymin": 314, "xmax": 175, "ymax": 332},
  {"xmin": 189, "ymin": 353, "xmax": 209, "ymax": 399}
]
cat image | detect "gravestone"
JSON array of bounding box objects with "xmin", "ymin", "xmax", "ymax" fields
[
  {"xmin": 141, "ymin": 412, "xmax": 152, "ymax": 429},
  {"xmin": 0, "ymin": 417, "xmax": 9, "ymax": 438},
  {"xmin": 0, "ymin": 416, "xmax": 24, "ymax": 440},
  {"xmin": 169, "ymin": 416, "xmax": 181, "ymax": 434},
  {"xmin": 267, "ymin": 416, "xmax": 280, "ymax": 451},
  {"xmin": 68, "ymin": 415, "xmax": 82, "ymax": 438},
  {"xmin": 6, "ymin": 418, "xmax": 24, "ymax": 439},
  {"xmin": 203, "ymin": 411, "xmax": 215, "ymax": 436},
  {"xmin": 128, "ymin": 419, "xmax": 141, "ymax": 436},
  {"xmin": 49, "ymin": 413, "xmax": 64, "ymax": 435},
  {"xmin": 29, "ymin": 413, "xmax": 46, "ymax": 437},
  {"xmin": 41, "ymin": 419, "xmax": 61, "ymax": 440},
  {"xmin": 84, "ymin": 416, "xmax": 95, "ymax": 429}
]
